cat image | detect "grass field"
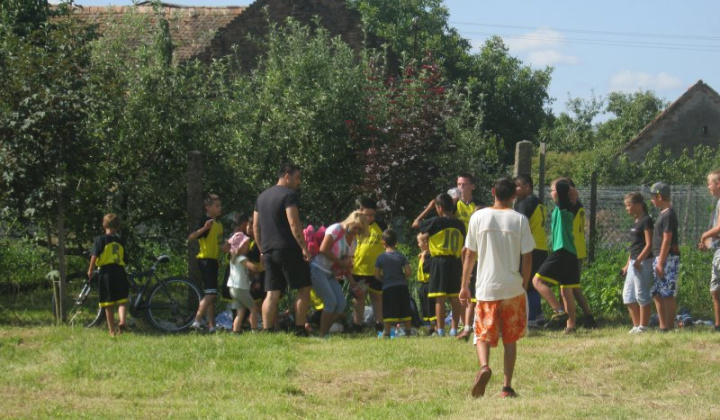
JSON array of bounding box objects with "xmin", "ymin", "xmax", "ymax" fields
[{"xmin": 2, "ymin": 313, "xmax": 720, "ymax": 420}]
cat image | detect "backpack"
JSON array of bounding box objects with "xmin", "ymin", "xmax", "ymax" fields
[{"xmin": 303, "ymin": 224, "xmax": 327, "ymax": 257}]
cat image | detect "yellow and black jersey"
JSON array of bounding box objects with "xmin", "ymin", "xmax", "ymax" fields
[
  {"xmin": 419, "ymin": 217, "xmax": 466, "ymax": 258},
  {"xmin": 417, "ymin": 252, "xmax": 431, "ymax": 283},
  {"xmin": 196, "ymin": 216, "xmax": 223, "ymax": 260},
  {"xmin": 353, "ymin": 220, "xmax": 388, "ymax": 276},
  {"xmin": 456, "ymin": 199, "xmax": 484, "ymax": 232},
  {"xmin": 245, "ymin": 239, "xmax": 265, "ymax": 273},
  {"xmin": 514, "ymin": 195, "xmax": 548, "ymax": 251},
  {"xmin": 572, "ymin": 201, "xmax": 587, "ymax": 260},
  {"xmin": 91, "ymin": 234, "xmax": 127, "ymax": 268}
]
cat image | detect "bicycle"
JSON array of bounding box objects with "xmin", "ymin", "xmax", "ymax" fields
[{"xmin": 66, "ymin": 255, "xmax": 202, "ymax": 333}]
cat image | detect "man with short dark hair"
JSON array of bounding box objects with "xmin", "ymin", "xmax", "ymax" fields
[
  {"xmin": 253, "ymin": 163, "xmax": 312, "ymax": 336},
  {"xmin": 460, "ymin": 177, "xmax": 534, "ymax": 398}
]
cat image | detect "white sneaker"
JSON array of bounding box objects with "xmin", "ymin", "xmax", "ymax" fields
[{"xmin": 628, "ymin": 326, "xmax": 638, "ymax": 334}]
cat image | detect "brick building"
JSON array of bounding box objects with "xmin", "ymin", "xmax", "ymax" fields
[{"xmin": 622, "ymin": 80, "xmax": 720, "ymax": 161}]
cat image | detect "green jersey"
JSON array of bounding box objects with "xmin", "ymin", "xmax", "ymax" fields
[{"xmin": 551, "ymin": 207, "xmax": 577, "ymax": 255}]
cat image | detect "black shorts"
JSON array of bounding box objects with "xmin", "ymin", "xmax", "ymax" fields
[
  {"xmin": 382, "ymin": 285, "xmax": 412, "ymax": 323},
  {"xmin": 262, "ymin": 247, "xmax": 312, "ymax": 292},
  {"xmin": 526, "ymin": 249, "xmax": 548, "ymax": 293},
  {"xmin": 536, "ymin": 249, "xmax": 580, "ymax": 288},
  {"xmin": 469, "ymin": 265, "xmax": 477, "ymax": 303},
  {"xmin": 250, "ymin": 272, "xmax": 265, "ymax": 302},
  {"xmin": 428, "ymin": 255, "xmax": 462, "ymax": 298},
  {"xmin": 417, "ymin": 282, "xmax": 436, "ymax": 322},
  {"xmin": 98, "ymin": 265, "xmax": 129, "ymax": 307},
  {"xmin": 197, "ymin": 258, "xmax": 219, "ymax": 295},
  {"xmin": 354, "ymin": 274, "xmax": 383, "ymax": 295}
]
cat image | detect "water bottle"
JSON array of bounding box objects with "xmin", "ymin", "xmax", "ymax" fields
[{"xmin": 395, "ymin": 323, "xmax": 405, "ymax": 337}]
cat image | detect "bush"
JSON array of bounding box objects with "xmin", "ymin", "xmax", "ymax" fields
[{"xmin": 582, "ymin": 245, "xmax": 715, "ymax": 321}]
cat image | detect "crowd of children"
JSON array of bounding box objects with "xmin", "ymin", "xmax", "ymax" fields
[{"xmin": 90, "ymin": 165, "xmax": 720, "ymax": 396}]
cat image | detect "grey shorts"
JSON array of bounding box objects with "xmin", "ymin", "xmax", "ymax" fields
[
  {"xmin": 229, "ymin": 287, "xmax": 254, "ymax": 311},
  {"xmin": 711, "ymin": 249, "xmax": 720, "ymax": 293},
  {"xmin": 623, "ymin": 259, "xmax": 652, "ymax": 306}
]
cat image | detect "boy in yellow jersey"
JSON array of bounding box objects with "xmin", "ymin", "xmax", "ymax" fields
[
  {"xmin": 416, "ymin": 232, "xmax": 436, "ymax": 335},
  {"xmin": 352, "ymin": 197, "xmax": 388, "ymax": 333},
  {"xmin": 413, "ymin": 193, "xmax": 466, "ymax": 337},
  {"xmin": 514, "ymin": 175, "xmax": 548, "ymax": 327},
  {"xmin": 188, "ymin": 194, "xmax": 229, "ymax": 333},
  {"xmin": 455, "ymin": 173, "xmax": 485, "ymax": 340},
  {"xmin": 565, "ymin": 178, "xmax": 597, "ymax": 329},
  {"xmin": 87, "ymin": 214, "xmax": 130, "ymax": 337}
]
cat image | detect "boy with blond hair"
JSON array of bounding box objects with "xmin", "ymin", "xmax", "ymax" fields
[
  {"xmin": 88, "ymin": 214, "xmax": 130, "ymax": 336},
  {"xmin": 699, "ymin": 170, "xmax": 720, "ymax": 332}
]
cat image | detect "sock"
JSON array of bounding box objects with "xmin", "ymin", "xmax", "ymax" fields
[{"xmin": 463, "ymin": 325, "xmax": 471, "ymax": 332}]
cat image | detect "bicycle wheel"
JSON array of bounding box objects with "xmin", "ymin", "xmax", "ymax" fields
[
  {"xmin": 145, "ymin": 277, "xmax": 201, "ymax": 333},
  {"xmin": 67, "ymin": 277, "xmax": 105, "ymax": 328}
]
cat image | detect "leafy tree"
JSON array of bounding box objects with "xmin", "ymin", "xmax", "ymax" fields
[
  {"xmin": 597, "ymin": 90, "xmax": 668, "ymax": 149},
  {"xmin": 348, "ymin": 0, "xmax": 471, "ymax": 81},
  {"xmin": 466, "ymin": 37, "xmax": 553, "ymax": 162},
  {"xmin": 540, "ymin": 94, "xmax": 603, "ymax": 153},
  {"xmin": 0, "ymin": 1, "xmax": 98, "ymax": 320}
]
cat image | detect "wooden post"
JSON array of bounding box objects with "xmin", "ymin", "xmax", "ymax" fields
[
  {"xmin": 514, "ymin": 140, "xmax": 533, "ymax": 177},
  {"xmin": 187, "ymin": 151, "xmax": 203, "ymax": 284},
  {"xmin": 589, "ymin": 171, "xmax": 598, "ymax": 263},
  {"xmin": 538, "ymin": 143, "xmax": 546, "ymax": 202}
]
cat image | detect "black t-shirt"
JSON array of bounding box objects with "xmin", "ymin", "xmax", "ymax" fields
[
  {"xmin": 629, "ymin": 214, "xmax": 654, "ymax": 259},
  {"xmin": 254, "ymin": 185, "xmax": 301, "ymax": 253},
  {"xmin": 652, "ymin": 208, "xmax": 680, "ymax": 257}
]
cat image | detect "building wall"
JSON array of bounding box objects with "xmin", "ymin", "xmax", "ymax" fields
[
  {"xmin": 195, "ymin": 0, "xmax": 366, "ymax": 70},
  {"xmin": 624, "ymin": 91, "xmax": 720, "ymax": 161}
]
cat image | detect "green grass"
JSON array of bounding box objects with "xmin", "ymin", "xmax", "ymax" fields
[{"xmin": 1, "ymin": 321, "xmax": 720, "ymax": 419}]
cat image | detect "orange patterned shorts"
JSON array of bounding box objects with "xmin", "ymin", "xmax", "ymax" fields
[{"xmin": 474, "ymin": 293, "xmax": 527, "ymax": 347}]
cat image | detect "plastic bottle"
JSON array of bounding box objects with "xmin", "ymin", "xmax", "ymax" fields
[{"xmin": 395, "ymin": 323, "xmax": 405, "ymax": 337}]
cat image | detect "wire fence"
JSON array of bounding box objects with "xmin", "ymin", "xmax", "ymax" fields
[{"xmin": 539, "ymin": 184, "xmax": 715, "ymax": 257}]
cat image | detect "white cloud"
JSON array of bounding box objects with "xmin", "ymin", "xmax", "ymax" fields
[
  {"xmin": 527, "ymin": 50, "xmax": 580, "ymax": 67},
  {"xmin": 609, "ymin": 71, "xmax": 684, "ymax": 92},
  {"xmin": 504, "ymin": 28, "xmax": 565, "ymax": 52}
]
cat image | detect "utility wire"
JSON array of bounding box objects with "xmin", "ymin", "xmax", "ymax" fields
[
  {"xmin": 460, "ymin": 30, "xmax": 720, "ymax": 52},
  {"xmin": 451, "ymin": 21, "xmax": 720, "ymax": 42}
]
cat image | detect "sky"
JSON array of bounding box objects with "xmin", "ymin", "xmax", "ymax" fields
[{"xmin": 66, "ymin": 0, "xmax": 720, "ymax": 118}]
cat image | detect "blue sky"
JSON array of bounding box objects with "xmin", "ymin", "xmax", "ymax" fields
[{"xmin": 69, "ymin": 0, "xmax": 720, "ymax": 117}]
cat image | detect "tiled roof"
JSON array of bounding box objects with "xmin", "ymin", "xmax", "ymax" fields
[
  {"xmin": 71, "ymin": 2, "xmax": 247, "ymax": 63},
  {"xmin": 68, "ymin": 0, "xmax": 366, "ymax": 67}
]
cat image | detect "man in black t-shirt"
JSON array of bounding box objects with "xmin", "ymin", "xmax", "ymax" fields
[{"xmin": 253, "ymin": 163, "xmax": 312, "ymax": 336}]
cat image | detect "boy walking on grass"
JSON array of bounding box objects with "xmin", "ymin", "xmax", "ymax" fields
[
  {"xmin": 460, "ymin": 178, "xmax": 535, "ymax": 398},
  {"xmin": 374, "ymin": 229, "xmax": 413, "ymax": 337},
  {"xmin": 88, "ymin": 214, "xmax": 130, "ymax": 337},
  {"xmin": 699, "ymin": 169, "xmax": 720, "ymax": 332}
]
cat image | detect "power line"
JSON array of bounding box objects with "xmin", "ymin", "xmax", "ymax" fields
[
  {"xmin": 450, "ymin": 21, "xmax": 720, "ymax": 42},
  {"xmin": 460, "ymin": 30, "xmax": 720, "ymax": 52}
]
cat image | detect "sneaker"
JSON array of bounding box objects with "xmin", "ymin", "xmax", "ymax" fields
[
  {"xmin": 714, "ymin": 325, "xmax": 720, "ymax": 333},
  {"xmin": 471, "ymin": 366, "xmax": 492, "ymax": 398},
  {"xmin": 545, "ymin": 310, "xmax": 568, "ymax": 330},
  {"xmin": 563, "ymin": 327, "xmax": 576, "ymax": 334},
  {"xmin": 449, "ymin": 328, "xmax": 458, "ymax": 337},
  {"xmin": 190, "ymin": 321, "xmax": 202, "ymax": 331},
  {"xmin": 628, "ymin": 326, "xmax": 638, "ymax": 334},
  {"xmin": 456, "ymin": 328, "xmax": 471, "ymax": 341},
  {"xmin": 500, "ymin": 386, "xmax": 518, "ymax": 398},
  {"xmin": 582, "ymin": 315, "xmax": 598, "ymax": 329}
]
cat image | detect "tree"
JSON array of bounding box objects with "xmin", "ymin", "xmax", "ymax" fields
[
  {"xmin": 540, "ymin": 94, "xmax": 604, "ymax": 153},
  {"xmin": 466, "ymin": 37, "xmax": 553, "ymax": 162},
  {"xmin": 0, "ymin": 1, "xmax": 98, "ymax": 321},
  {"xmin": 348, "ymin": 0, "xmax": 471, "ymax": 81}
]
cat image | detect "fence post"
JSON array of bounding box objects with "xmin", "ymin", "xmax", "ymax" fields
[
  {"xmin": 538, "ymin": 142, "xmax": 546, "ymax": 202},
  {"xmin": 589, "ymin": 171, "xmax": 598, "ymax": 263},
  {"xmin": 514, "ymin": 140, "xmax": 533, "ymax": 177},
  {"xmin": 187, "ymin": 151, "xmax": 203, "ymax": 285}
]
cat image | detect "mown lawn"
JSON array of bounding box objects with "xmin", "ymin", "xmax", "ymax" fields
[{"xmin": 1, "ymin": 313, "xmax": 719, "ymax": 420}]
